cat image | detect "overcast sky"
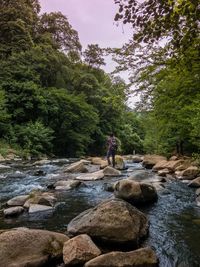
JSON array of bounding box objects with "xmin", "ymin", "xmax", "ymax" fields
[{"xmin": 40, "ymin": 0, "xmax": 137, "ymax": 107}]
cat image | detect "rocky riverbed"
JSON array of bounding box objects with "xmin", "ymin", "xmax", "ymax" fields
[{"xmin": 0, "ymin": 155, "xmax": 200, "ymax": 266}]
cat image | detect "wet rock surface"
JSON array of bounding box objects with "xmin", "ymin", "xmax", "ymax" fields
[
  {"xmin": 67, "ymin": 199, "xmax": 149, "ymax": 246},
  {"xmin": 0, "ymin": 228, "xmax": 69, "ymax": 267}
]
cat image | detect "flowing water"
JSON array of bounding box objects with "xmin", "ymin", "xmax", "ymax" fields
[{"xmin": 0, "ymin": 159, "xmax": 200, "ymax": 267}]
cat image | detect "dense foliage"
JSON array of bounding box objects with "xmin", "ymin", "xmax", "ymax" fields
[
  {"xmin": 0, "ymin": 0, "xmax": 142, "ymax": 157},
  {"xmin": 114, "ymin": 0, "xmax": 200, "ymax": 156}
]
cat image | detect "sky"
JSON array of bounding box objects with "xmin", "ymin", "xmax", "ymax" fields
[{"xmin": 39, "ymin": 0, "xmax": 138, "ymax": 107}]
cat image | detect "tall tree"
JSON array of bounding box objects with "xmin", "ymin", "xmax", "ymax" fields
[{"xmin": 83, "ymin": 44, "xmax": 105, "ymax": 68}]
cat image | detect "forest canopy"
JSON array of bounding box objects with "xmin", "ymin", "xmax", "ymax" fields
[{"xmin": 0, "ymin": 0, "xmax": 143, "ymax": 157}]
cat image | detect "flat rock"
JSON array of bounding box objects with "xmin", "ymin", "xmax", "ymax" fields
[
  {"xmin": 84, "ymin": 247, "xmax": 158, "ymax": 267},
  {"xmin": 76, "ymin": 170, "xmax": 104, "ymax": 181},
  {"xmin": 29, "ymin": 204, "xmax": 53, "ymax": 213},
  {"xmin": 63, "ymin": 234, "xmax": 101, "ymax": 265},
  {"xmin": 4, "ymin": 206, "xmax": 24, "ymax": 217}
]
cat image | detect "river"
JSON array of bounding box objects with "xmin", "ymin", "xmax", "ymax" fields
[{"xmin": 0, "ymin": 159, "xmax": 200, "ymax": 267}]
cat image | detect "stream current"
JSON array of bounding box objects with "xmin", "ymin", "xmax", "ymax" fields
[{"xmin": 0, "ymin": 159, "xmax": 200, "ymax": 267}]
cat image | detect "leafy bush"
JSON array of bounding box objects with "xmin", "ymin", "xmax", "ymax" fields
[{"xmin": 15, "ymin": 121, "xmax": 54, "ymax": 156}]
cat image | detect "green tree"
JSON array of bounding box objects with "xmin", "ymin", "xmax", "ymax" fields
[
  {"xmin": 114, "ymin": 0, "xmax": 200, "ymax": 50},
  {"xmin": 83, "ymin": 44, "xmax": 105, "ymax": 68}
]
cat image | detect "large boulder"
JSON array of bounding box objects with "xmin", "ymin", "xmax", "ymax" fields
[
  {"xmin": 114, "ymin": 179, "xmax": 158, "ymax": 204},
  {"xmin": 142, "ymin": 155, "xmax": 167, "ymax": 169},
  {"xmin": 103, "ymin": 166, "xmax": 121, "ymax": 176},
  {"xmin": 63, "ymin": 234, "xmax": 101, "ymax": 266},
  {"xmin": 4, "ymin": 206, "xmax": 24, "ymax": 217},
  {"xmin": 0, "ymin": 228, "xmax": 69, "ymax": 267},
  {"xmin": 115, "ymin": 155, "xmax": 126, "ymax": 170},
  {"xmin": 63, "ymin": 160, "xmax": 88, "ymax": 173},
  {"xmin": 76, "ymin": 170, "xmax": 104, "ymax": 181},
  {"xmin": 67, "ymin": 199, "xmax": 148, "ymax": 246},
  {"xmin": 7, "ymin": 195, "xmax": 29, "ymax": 206},
  {"xmin": 176, "ymin": 166, "xmax": 199, "ymax": 180},
  {"xmin": 152, "ymin": 160, "xmax": 184, "ymax": 172},
  {"xmin": 84, "ymin": 247, "xmax": 158, "ymax": 267}
]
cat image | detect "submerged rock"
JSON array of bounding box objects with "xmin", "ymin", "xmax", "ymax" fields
[
  {"xmin": 67, "ymin": 199, "xmax": 148, "ymax": 246},
  {"xmin": 0, "ymin": 228, "xmax": 68, "ymax": 267},
  {"xmin": 84, "ymin": 247, "xmax": 158, "ymax": 267},
  {"xmin": 63, "ymin": 234, "xmax": 101, "ymax": 266}
]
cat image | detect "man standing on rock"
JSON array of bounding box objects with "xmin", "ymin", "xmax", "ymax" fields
[{"xmin": 106, "ymin": 133, "xmax": 117, "ymax": 168}]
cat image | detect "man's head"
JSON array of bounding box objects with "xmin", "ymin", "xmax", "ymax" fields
[{"xmin": 110, "ymin": 133, "xmax": 114, "ymax": 137}]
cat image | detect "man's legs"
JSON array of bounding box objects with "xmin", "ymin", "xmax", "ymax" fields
[
  {"xmin": 107, "ymin": 149, "xmax": 112, "ymax": 165},
  {"xmin": 111, "ymin": 150, "xmax": 116, "ymax": 168}
]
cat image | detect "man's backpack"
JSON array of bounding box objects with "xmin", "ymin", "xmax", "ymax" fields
[{"xmin": 111, "ymin": 137, "xmax": 118, "ymax": 150}]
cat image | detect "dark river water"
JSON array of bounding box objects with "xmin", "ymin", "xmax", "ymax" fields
[{"xmin": 0, "ymin": 159, "xmax": 200, "ymax": 267}]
